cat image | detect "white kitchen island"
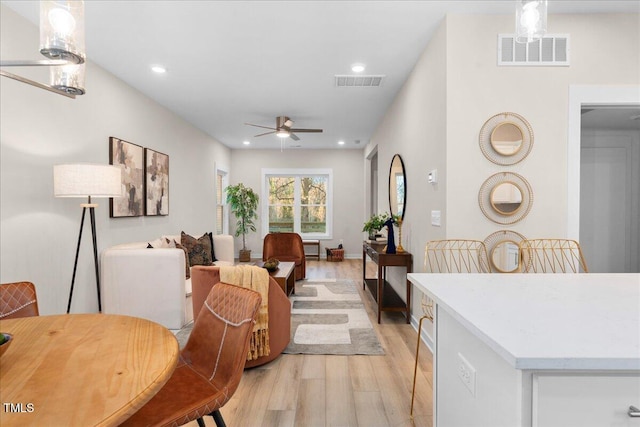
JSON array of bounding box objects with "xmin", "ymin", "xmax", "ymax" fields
[{"xmin": 407, "ymin": 273, "xmax": 640, "ymax": 427}]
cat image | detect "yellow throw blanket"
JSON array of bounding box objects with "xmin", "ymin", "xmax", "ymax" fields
[{"xmin": 219, "ymin": 265, "xmax": 270, "ymax": 361}]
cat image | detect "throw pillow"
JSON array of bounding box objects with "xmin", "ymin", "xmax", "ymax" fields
[
  {"xmin": 181, "ymin": 231, "xmax": 214, "ymax": 266},
  {"xmin": 175, "ymin": 241, "xmax": 191, "ymax": 279}
]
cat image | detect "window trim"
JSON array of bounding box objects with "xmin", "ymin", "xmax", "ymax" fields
[{"xmin": 261, "ymin": 168, "xmax": 333, "ymax": 239}]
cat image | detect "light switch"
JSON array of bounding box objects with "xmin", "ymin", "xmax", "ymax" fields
[{"xmin": 431, "ymin": 210, "xmax": 441, "ymax": 226}]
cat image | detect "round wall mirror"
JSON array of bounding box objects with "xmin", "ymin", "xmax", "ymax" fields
[
  {"xmin": 490, "ymin": 181, "xmax": 523, "ymax": 215},
  {"xmin": 490, "ymin": 240, "xmax": 521, "ymax": 273},
  {"xmin": 479, "ymin": 112, "xmax": 533, "ymax": 165},
  {"xmin": 490, "ymin": 122, "xmax": 523, "ymax": 156},
  {"xmin": 478, "ymin": 172, "xmax": 533, "ymax": 225},
  {"xmin": 483, "ymin": 230, "xmax": 527, "ymax": 273},
  {"xmin": 389, "ymin": 154, "xmax": 406, "ymax": 220}
]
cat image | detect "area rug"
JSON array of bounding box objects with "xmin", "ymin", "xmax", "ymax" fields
[{"xmin": 283, "ymin": 279, "xmax": 384, "ymax": 355}]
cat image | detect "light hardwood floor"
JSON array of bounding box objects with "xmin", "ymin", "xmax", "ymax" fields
[{"xmin": 186, "ymin": 259, "xmax": 433, "ymax": 427}]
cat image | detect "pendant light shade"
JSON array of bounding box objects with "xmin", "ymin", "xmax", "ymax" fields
[
  {"xmin": 40, "ymin": 1, "xmax": 85, "ymax": 64},
  {"xmin": 515, "ymin": 0, "xmax": 548, "ymax": 43}
]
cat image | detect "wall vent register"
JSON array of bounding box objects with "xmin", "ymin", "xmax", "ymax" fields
[{"xmin": 498, "ymin": 34, "xmax": 570, "ymax": 66}]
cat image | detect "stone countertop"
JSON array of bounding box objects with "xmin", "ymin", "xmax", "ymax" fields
[{"xmin": 408, "ymin": 273, "xmax": 640, "ymax": 371}]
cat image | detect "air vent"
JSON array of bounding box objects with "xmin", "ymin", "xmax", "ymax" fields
[
  {"xmin": 498, "ymin": 34, "xmax": 570, "ymax": 66},
  {"xmin": 335, "ymin": 75, "xmax": 385, "ymax": 87}
]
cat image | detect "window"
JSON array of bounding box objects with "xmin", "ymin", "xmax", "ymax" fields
[
  {"xmin": 262, "ymin": 169, "xmax": 332, "ymax": 239},
  {"xmin": 216, "ymin": 168, "xmax": 228, "ymax": 235}
]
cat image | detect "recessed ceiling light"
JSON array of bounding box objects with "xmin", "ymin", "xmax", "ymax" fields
[
  {"xmin": 338, "ymin": 140, "xmax": 345, "ymax": 145},
  {"xmin": 351, "ymin": 63, "xmax": 365, "ymax": 73},
  {"xmin": 243, "ymin": 140, "xmax": 251, "ymax": 145},
  {"xmin": 151, "ymin": 65, "xmax": 167, "ymax": 74}
]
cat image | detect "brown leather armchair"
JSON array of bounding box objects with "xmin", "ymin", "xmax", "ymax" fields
[
  {"xmin": 191, "ymin": 265, "xmax": 291, "ymax": 368},
  {"xmin": 262, "ymin": 232, "xmax": 306, "ymax": 280}
]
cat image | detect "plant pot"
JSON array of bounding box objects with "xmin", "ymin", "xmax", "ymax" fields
[{"xmin": 238, "ymin": 249, "xmax": 251, "ymax": 262}]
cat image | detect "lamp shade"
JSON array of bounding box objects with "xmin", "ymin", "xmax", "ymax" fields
[{"xmin": 54, "ymin": 164, "xmax": 122, "ymax": 198}]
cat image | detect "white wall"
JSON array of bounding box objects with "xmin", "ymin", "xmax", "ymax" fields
[
  {"xmin": 230, "ymin": 149, "xmax": 364, "ymax": 258},
  {"xmin": 366, "ymin": 18, "xmax": 448, "ymax": 340},
  {"xmin": 0, "ymin": 6, "xmax": 231, "ymax": 314},
  {"xmin": 369, "ymin": 13, "xmax": 640, "ymax": 343}
]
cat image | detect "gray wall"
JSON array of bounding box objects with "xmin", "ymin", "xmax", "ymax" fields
[
  {"xmin": 0, "ymin": 6, "xmax": 231, "ymax": 314},
  {"xmin": 230, "ymin": 149, "xmax": 364, "ymax": 258}
]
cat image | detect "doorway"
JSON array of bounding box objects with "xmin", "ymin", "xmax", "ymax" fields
[
  {"xmin": 368, "ymin": 148, "xmax": 378, "ymax": 217},
  {"xmin": 568, "ymin": 85, "xmax": 640, "ymax": 273},
  {"xmin": 580, "ymin": 107, "xmax": 640, "ymax": 272}
]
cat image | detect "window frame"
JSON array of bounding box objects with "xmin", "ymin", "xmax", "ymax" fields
[{"xmin": 261, "ymin": 168, "xmax": 333, "ymax": 239}]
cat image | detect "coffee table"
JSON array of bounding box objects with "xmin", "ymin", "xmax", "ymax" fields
[{"xmin": 269, "ymin": 261, "xmax": 295, "ymax": 296}]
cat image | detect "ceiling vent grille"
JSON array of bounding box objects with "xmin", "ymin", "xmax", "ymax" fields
[
  {"xmin": 498, "ymin": 34, "xmax": 570, "ymax": 66},
  {"xmin": 335, "ymin": 75, "xmax": 385, "ymax": 87}
]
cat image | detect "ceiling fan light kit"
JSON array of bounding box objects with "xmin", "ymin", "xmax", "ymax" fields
[{"xmin": 245, "ymin": 116, "xmax": 323, "ymax": 141}]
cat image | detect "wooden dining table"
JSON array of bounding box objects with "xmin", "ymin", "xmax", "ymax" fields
[{"xmin": 0, "ymin": 313, "xmax": 179, "ymax": 427}]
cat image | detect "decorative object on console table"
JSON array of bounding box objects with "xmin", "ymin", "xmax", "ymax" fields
[
  {"xmin": 226, "ymin": 183, "xmax": 259, "ymax": 262},
  {"xmin": 144, "ymin": 148, "xmax": 169, "ymax": 216},
  {"xmin": 362, "ymin": 212, "xmax": 390, "ymax": 241},
  {"xmin": 395, "ymin": 215, "xmax": 405, "ymax": 253},
  {"xmin": 362, "ymin": 241, "xmax": 412, "ymax": 324},
  {"xmin": 109, "ymin": 137, "xmax": 144, "ymax": 217},
  {"xmin": 54, "ymin": 164, "xmax": 122, "ymax": 313},
  {"xmin": 383, "ymin": 217, "xmax": 396, "ymax": 254}
]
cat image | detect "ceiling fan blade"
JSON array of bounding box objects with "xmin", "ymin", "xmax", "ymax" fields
[
  {"xmin": 290, "ymin": 133, "xmax": 300, "ymax": 141},
  {"xmin": 245, "ymin": 123, "xmax": 277, "ymax": 130},
  {"xmin": 254, "ymin": 130, "xmax": 277, "ymax": 137},
  {"xmin": 290, "ymin": 128, "xmax": 323, "ymax": 133}
]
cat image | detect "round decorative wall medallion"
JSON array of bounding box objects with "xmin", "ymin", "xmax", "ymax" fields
[
  {"xmin": 478, "ymin": 172, "xmax": 533, "ymax": 225},
  {"xmin": 479, "ymin": 112, "xmax": 533, "ymax": 165}
]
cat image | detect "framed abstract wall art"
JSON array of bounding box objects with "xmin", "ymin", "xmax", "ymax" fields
[
  {"xmin": 144, "ymin": 148, "xmax": 169, "ymax": 216},
  {"xmin": 109, "ymin": 137, "xmax": 144, "ymax": 217}
]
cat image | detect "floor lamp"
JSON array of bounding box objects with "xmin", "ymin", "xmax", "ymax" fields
[{"xmin": 54, "ymin": 164, "xmax": 122, "ymax": 313}]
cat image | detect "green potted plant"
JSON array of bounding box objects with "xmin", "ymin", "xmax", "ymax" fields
[
  {"xmin": 226, "ymin": 183, "xmax": 259, "ymax": 262},
  {"xmin": 362, "ymin": 213, "xmax": 391, "ymax": 240}
]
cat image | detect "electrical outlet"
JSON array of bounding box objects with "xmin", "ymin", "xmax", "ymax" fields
[
  {"xmin": 457, "ymin": 353, "xmax": 476, "ymax": 396},
  {"xmin": 339, "ymin": 239, "xmax": 343, "ymax": 245}
]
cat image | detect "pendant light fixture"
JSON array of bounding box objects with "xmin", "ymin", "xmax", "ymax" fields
[
  {"xmin": 0, "ymin": 1, "xmax": 86, "ymax": 98},
  {"xmin": 515, "ymin": 0, "xmax": 548, "ymax": 44}
]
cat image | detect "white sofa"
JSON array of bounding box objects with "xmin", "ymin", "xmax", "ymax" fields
[{"xmin": 101, "ymin": 233, "xmax": 234, "ymax": 329}]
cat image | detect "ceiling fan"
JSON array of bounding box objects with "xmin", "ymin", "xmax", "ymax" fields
[{"xmin": 245, "ymin": 116, "xmax": 323, "ymax": 141}]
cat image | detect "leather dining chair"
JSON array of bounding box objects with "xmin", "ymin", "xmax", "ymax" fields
[
  {"xmin": 121, "ymin": 282, "xmax": 261, "ymax": 427},
  {"xmin": 519, "ymin": 238, "xmax": 589, "ymax": 273},
  {"xmin": 0, "ymin": 281, "xmax": 39, "ymax": 319},
  {"xmin": 411, "ymin": 240, "xmax": 491, "ymax": 418},
  {"xmin": 262, "ymin": 232, "xmax": 306, "ymax": 280}
]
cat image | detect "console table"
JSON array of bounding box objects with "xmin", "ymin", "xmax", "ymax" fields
[{"xmin": 362, "ymin": 241, "xmax": 413, "ymax": 323}]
